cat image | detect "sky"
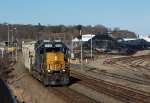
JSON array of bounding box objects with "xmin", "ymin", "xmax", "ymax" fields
[{"xmin": 0, "ymin": 0, "xmax": 150, "ymax": 35}]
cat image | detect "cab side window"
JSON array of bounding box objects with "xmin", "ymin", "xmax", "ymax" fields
[{"xmin": 40, "ymin": 48, "xmax": 44, "ymax": 54}]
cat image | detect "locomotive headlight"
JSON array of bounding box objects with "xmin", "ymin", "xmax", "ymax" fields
[
  {"xmin": 55, "ymin": 56, "xmax": 57, "ymax": 61},
  {"xmin": 63, "ymin": 69, "xmax": 65, "ymax": 72},
  {"xmin": 48, "ymin": 70, "xmax": 51, "ymax": 72}
]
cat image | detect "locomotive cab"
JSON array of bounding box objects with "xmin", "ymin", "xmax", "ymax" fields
[{"xmin": 32, "ymin": 40, "xmax": 70, "ymax": 86}]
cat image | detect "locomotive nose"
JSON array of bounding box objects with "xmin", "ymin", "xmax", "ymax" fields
[{"xmin": 46, "ymin": 53, "xmax": 65, "ymax": 71}]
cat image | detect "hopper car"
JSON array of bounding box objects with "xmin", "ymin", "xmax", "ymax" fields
[{"xmin": 22, "ymin": 40, "xmax": 70, "ymax": 86}]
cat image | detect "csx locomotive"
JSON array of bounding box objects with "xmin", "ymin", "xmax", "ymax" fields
[{"xmin": 22, "ymin": 40, "xmax": 70, "ymax": 86}]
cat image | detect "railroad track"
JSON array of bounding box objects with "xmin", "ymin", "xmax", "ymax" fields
[
  {"xmin": 105, "ymin": 54, "xmax": 150, "ymax": 64},
  {"xmin": 71, "ymin": 64, "xmax": 150, "ymax": 86},
  {"xmin": 104, "ymin": 54, "xmax": 150, "ymax": 80},
  {"xmin": 88, "ymin": 68, "xmax": 150, "ymax": 86},
  {"xmin": 105, "ymin": 54, "xmax": 150, "ymax": 69},
  {"xmin": 122, "ymin": 57, "xmax": 150, "ymax": 65},
  {"xmin": 106, "ymin": 62, "xmax": 150, "ymax": 82},
  {"xmin": 71, "ymin": 70, "xmax": 150, "ymax": 103},
  {"xmin": 51, "ymin": 86, "xmax": 100, "ymax": 103}
]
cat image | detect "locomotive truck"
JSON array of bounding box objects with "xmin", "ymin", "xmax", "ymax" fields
[{"xmin": 22, "ymin": 40, "xmax": 70, "ymax": 86}]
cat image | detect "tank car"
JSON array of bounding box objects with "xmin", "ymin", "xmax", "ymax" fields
[{"xmin": 31, "ymin": 40, "xmax": 70, "ymax": 86}]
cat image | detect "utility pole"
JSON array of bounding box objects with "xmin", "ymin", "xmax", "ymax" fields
[
  {"xmin": 91, "ymin": 34, "xmax": 92, "ymax": 58},
  {"xmin": 6, "ymin": 24, "xmax": 10, "ymax": 52},
  {"xmin": 14, "ymin": 28, "xmax": 18, "ymax": 61},
  {"xmin": 76, "ymin": 25, "xmax": 82, "ymax": 69},
  {"xmin": 80, "ymin": 29, "xmax": 82, "ymax": 65},
  {"xmin": 71, "ymin": 36, "xmax": 74, "ymax": 59},
  {"xmin": 10, "ymin": 30, "xmax": 13, "ymax": 60}
]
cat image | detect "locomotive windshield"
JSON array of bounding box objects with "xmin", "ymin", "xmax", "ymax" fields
[{"xmin": 46, "ymin": 47, "xmax": 62, "ymax": 53}]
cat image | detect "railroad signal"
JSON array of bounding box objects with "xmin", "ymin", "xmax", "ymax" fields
[
  {"xmin": 76, "ymin": 25, "xmax": 82, "ymax": 30},
  {"xmin": 76, "ymin": 25, "xmax": 82, "ymax": 40},
  {"xmin": 76, "ymin": 25, "xmax": 83, "ymax": 69}
]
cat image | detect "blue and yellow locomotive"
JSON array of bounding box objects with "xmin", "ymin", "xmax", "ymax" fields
[{"xmin": 31, "ymin": 40, "xmax": 70, "ymax": 85}]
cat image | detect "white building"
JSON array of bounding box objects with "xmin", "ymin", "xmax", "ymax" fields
[
  {"xmin": 139, "ymin": 35, "xmax": 150, "ymax": 42},
  {"xmin": 72, "ymin": 34, "xmax": 95, "ymax": 50},
  {"xmin": 71, "ymin": 34, "xmax": 95, "ymax": 59},
  {"xmin": 72, "ymin": 34, "xmax": 95, "ymax": 42}
]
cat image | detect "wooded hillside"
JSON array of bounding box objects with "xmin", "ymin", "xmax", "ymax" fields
[{"xmin": 0, "ymin": 23, "xmax": 137, "ymax": 42}]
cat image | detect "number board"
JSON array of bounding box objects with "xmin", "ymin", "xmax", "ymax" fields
[
  {"xmin": 55, "ymin": 44, "xmax": 62, "ymax": 47},
  {"xmin": 45, "ymin": 44, "xmax": 52, "ymax": 47}
]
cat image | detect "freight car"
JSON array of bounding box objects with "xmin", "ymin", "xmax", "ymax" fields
[
  {"xmin": 22, "ymin": 41, "xmax": 36, "ymax": 73},
  {"xmin": 22, "ymin": 40, "xmax": 70, "ymax": 86}
]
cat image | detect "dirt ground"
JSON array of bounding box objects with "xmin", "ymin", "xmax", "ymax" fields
[
  {"xmin": 69, "ymin": 50, "xmax": 150, "ymax": 103},
  {"xmin": 7, "ymin": 53, "xmax": 66, "ymax": 103},
  {"xmin": 7, "ymin": 50, "xmax": 150, "ymax": 103},
  {"xmin": 78, "ymin": 50, "xmax": 150, "ymax": 92}
]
